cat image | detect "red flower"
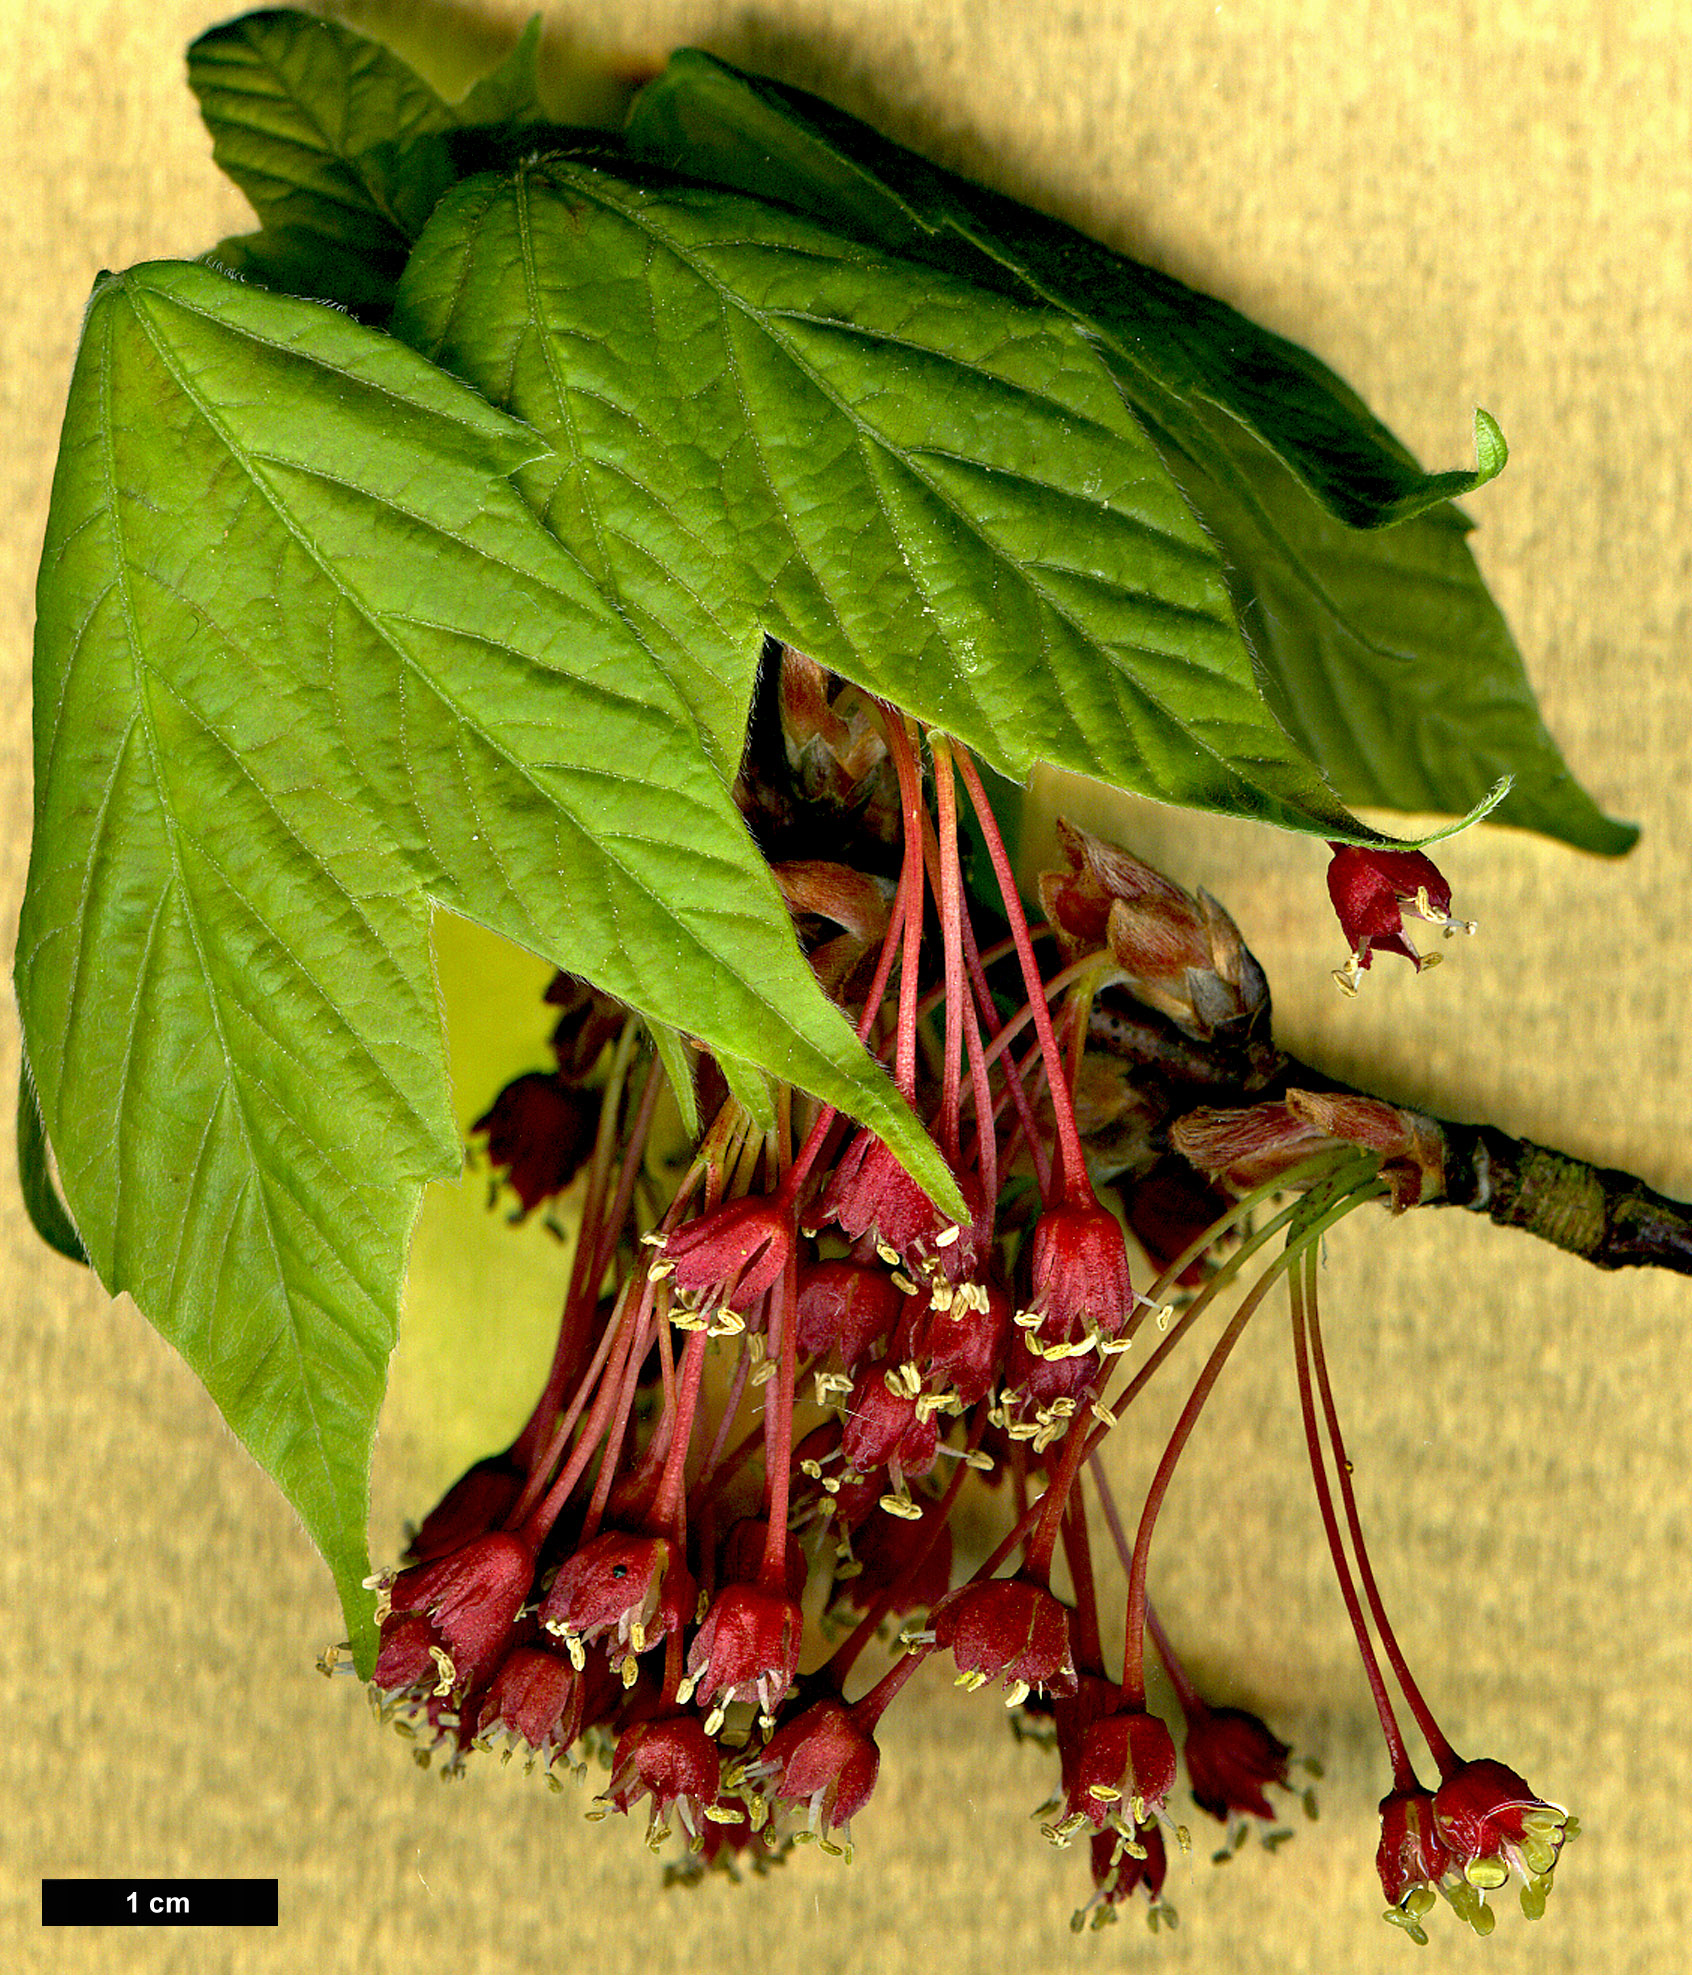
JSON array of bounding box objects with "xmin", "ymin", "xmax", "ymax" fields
[
  {"xmin": 1376, "ymin": 1782, "xmax": 1452, "ymax": 1941},
  {"xmin": 1326, "ymin": 844, "xmax": 1474, "ymax": 994},
  {"xmin": 1076, "ymin": 1823, "xmax": 1172, "ymax": 1933},
  {"xmin": 472, "ymin": 1072, "xmax": 598, "ymax": 1216},
  {"xmin": 741, "ymin": 1697, "xmax": 880, "ymax": 1849},
  {"xmin": 1023, "ymin": 1197, "xmax": 1135, "ymax": 1348},
  {"xmin": 602, "ymin": 1715, "xmax": 722, "ymax": 1842},
  {"xmin": 839, "ymin": 1368, "xmax": 940, "ymax": 1481},
  {"xmin": 682, "ymin": 1584, "xmax": 803, "ymax": 1727},
  {"xmin": 378, "ymin": 1532, "xmax": 536, "ymax": 1697},
  {"xmin": 1182, "ymin": 1706, "xmax": 1291, "ymax": 1824},
  {"xmin": 659, "ymin": 1191, "xmax": 794, "ymax": 1316},
  {"xmin": 1063, "ymin": 1708, "xmax": 1179, "ymax": 1835},
  {"xmin": 538, "ymin": 1531, "xmax": 691, "ymax": 1672},
  {"xmin": 796, "ymin": 1260, "xmax": 903, "ymax": 1369},
  {"xmin": 1432, "ymin": 1758, "xmax": 1573, "ymax": 1929},
  {"xmin": 930, "ymin": 1576, "xmax": 1078, "ymax": 1701},
  {"xmin": 472, "ymin": 1645, "xmax": 601, "ymax": 1768},
  {"xmin": 405, "ymin": 1452, "xmax": 525, "ymax": 1562}
]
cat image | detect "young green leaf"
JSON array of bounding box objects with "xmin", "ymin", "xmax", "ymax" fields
[
  {"xmin": 625, "ymin": 50, "xmax": 1633, "ymax": 855},
  {"xmin": 393, "ymin": 161, "xmax": 1379, "ymax": 842},
  {"xmin": 15, "ymin": 260, "xmax": 961, "ymax": 1669}
]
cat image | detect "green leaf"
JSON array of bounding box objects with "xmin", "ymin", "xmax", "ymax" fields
[
  {"xmin": 625, "ymin": 50, "xmax": 1505, "ymax": 531},
  {"xmin": 188, "ymin": 10, "xmax": 458, "ymax": 272},
  {"xmin": 449, "ymin": 14, "xmax": 548, "ymax": 128},
  {"xmin": 16, "ymin": 1064, "xmax": 88, "ymax": 1266},
  {"xmin": 1133, "ymin": 403, "xmax": 1638, "ymax": 854},
  {"xmin": 16, "ymin": 260, "xmax": 961, "ymax": 1669},
  {"xmin": 202, "ymin": 222, "xmax": 404, "ymax": 319},
  {"xmin": 186, "ymin": 10, "xmax": 589, "ymax": 321},
  {"xmin": 393, "ymin": 162, "xmax": 1378, "ymax": 841},
  {"xmin": 625, "ymin": 51, "xmax": 1634, "ymax": 854},
  {"xmin": 646, "ymin": 1020, "xmax": 700, "ymax": 1139}
]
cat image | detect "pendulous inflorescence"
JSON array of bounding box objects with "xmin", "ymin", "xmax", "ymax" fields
[{"xmin": 327, "ymin": 642, "xmax": 1572, "ymax": 1937}]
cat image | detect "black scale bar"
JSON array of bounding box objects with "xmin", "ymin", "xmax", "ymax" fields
[{"xmin": 42, "ymin": 1879, "xmax": 278, "ymax": 1926}]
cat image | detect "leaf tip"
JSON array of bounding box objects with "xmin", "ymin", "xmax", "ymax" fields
[{"xmin": 1471, "ymin": 406, "xmax": 1508, "ymax": 485}]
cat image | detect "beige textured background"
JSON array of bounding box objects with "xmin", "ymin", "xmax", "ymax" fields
[{"xmin": 5, "ymin": 2, "xmax": 1689, "ymax": 1971}]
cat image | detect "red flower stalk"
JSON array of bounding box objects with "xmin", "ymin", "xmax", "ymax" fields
[
  {"xmin": 378, "ymin": 1532, "xmax": 536, "ymax": 1698},
  {"xmin": 681, "ymin": 1583, "xmax": 804, "ymax": 1729},
  {"xmin": 1326, "ymin": 844, "xmax": 1474, "ymax": 994},
  {"xmin": 929, "ymin": 1576, "xmax": 1078, "ymax": 1703}
]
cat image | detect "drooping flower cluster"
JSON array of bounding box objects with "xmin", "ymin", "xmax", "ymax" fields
[{"xmin": 329, "ymin": 643, "xmax": 1564, "ymax": 1935}]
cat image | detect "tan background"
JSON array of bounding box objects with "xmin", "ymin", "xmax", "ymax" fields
[{"xmin": 4, "ymin": 2, "xmax": 1689, "ymax": 1971}]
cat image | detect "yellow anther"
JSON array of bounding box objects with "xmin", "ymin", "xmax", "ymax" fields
[
  {"xmin": 1404, "ymin": 1886, "xmax": 1437, "ymax": 1921},
  {"xmin": 628, "ymin": 1621, "xmax": 647, "ymax": 1655},
  {"xmin": 1003, "ymin": 1679, "xmax": 1031, "ymax": 1709},
  {"xmin": 429, "ymin": 1646, "xmax": 457, "ymax": 1698},
  {"xmin": 891, "ymin": 1272, "xmax": 919, "ymax": 1297},
  {"xmin": 876, "ymin": 1243, "xmax": 901, "ymax": 1266},
  {"xmin": 1088, "ymin": 1783, "xmax": 1122, "ymax": 1802},
  {"xmin": 935, "ymin": 1224, "xmax": 962, "ymax": 1248},
  {"xmin": 703, "ymin": 1705, "xmax": 727, "ymax": 1737},
  {"xmin": 1521, "ymin": 1835, "xmax": 1557, "ymax": 1876},
  {"xmin": 750, "ymin": 1360, "xmax": 776, "ymax": 1387},
  {"xmin": 879, "ymin": 1492, "xmax": 925, "ymax": 1521},
  {"xmin": 1464, "ymin": 1857, "xmax": 1509, "ymax": 1891},
  {"xmin": 955, "ymin": 1669, "xmax": 988, "ymax": 1692}
]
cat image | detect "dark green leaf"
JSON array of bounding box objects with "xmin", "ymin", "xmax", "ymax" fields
[
  {"xmin": 625, "ymin": 50, "xmax": 1504, "ymax": 530},
  {"xmin": 622, "ymin": 49, "xmax": 1633, "ymax": 855},
  {"xmin": 16, "ymin": 260, "xmax": 961, "ymax": 1670},
  {"xmin": 188, "ymin": 9, "xmax": 457, "ymax": 260},
  {"xmin": 16, "ymin": 1065, "xmax": 88, "ymax": 1266},
  {"xmin": 201, "ymin": 223, "xmax": 404, "ymax": 320},
  {"xmin": 1133, "ymin": 402, "xmax": 1638, "ymax": 854},
  {"xmin": 393, "ymin": 162, "xmax": 1378, "ymax": 840},
  {"xmin": 186, "ymin": 10, "xmax": 588, "ymax": 321}
]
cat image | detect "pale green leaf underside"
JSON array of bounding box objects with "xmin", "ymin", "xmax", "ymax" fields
[
  {"xmin": 15, "ymin": 261, "xmax": 960, "ymax": 1668},
  {"xmin": 393, "ymin": 163, "xmax": 1380, "ymax": 842}
]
